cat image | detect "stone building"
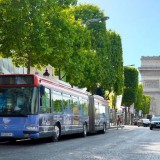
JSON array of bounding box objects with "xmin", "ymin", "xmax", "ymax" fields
[
  {"xmin": 139, "ymin": 56, "xmax": 160, "ymax": 116},
  {"xmin": 0, "ymin": 58, "xmax": 27, "ymax": 74},
  {"xmin": 0, "ymin": 58, "xmax": 56, "ymax": 80}
]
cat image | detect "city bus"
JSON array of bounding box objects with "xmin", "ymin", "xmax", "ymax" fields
[{"xmin": 0, "ymin": 74, "xmax": 110, "ymax": 142}]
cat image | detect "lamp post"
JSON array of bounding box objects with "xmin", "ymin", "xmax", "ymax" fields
[
  {"xmin": 43, "ymin": 68, "xmax": 50, "ymax": 78},
  {"xmin": 86, "ymin": 16, "xmax": 109, "ymax": 23},
  {"xmin": 82, "ymin": 16, "xmax": 109, "ymax": 25},
  {"xmin": 124, "ymin": 64, "xmax": 135, "ymax": 67}
]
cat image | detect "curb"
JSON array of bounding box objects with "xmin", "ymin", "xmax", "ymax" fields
[{"xmin": 109, "ymin": 125, "xmax": 125, "ymax": 129}]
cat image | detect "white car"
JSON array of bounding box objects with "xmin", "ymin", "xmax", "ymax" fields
[{"xmin": 138, "ymin": 118, "xmax": 150, "ymax": 127}]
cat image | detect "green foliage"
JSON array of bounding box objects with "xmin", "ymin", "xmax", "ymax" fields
[
  {"xmin": 0, "ymin": 0, "xmax": 79, "ymax": 73},
  {"xmin": 1, "ymin": 2, "xmax": 124, "ymax": 100},
  {"xmin": 56, "ymin": 0, "xmax": 77, "ymax": 7},
  {"xmin": 141, "ymin": 95, "xmax": 150, "ymax": 115},
  {"xmin": 145, "ymin": 95, "xmax": 150, "ymax": 114},
  {"xmin": 52, "ymin": 100, "xmax": 63, "ymax": 113},
  {"xmin": 1, "ymin": 0, "xmax": 48, "ymax": 72},
  {"xmin": 134, "ymin": 84, "xmax": 143, "ymax": 112},
  {"xmin": 134, "ymin": 83, "xmax": 150, "ymax": 115},
  {"xmin": 67, "ymin": 4, "xmax": 124, "ymax": 95},
  {"xmin": 122, "ymin": 67, "xmax": 138, "ymax": 107},
  {"xmin": 107, "ymin": 31, "xmax": 124, "ymax": 95}
]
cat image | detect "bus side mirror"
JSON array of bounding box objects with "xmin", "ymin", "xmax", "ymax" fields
[{"xmin": 40, "ymin": 86, "xmax": 45, "ymax": 96}]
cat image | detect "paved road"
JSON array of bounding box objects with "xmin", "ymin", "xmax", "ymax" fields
[{"xmin": 0, "ymin": 126, "xmax": 160, "ymax": 160}]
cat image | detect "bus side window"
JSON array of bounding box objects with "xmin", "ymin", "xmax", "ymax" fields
[
  {"xmin": 51, "ymin": 90, "xmax": 63, "ymax": 114},
  {"xmin": 62, "ymin": 94, "xmax": 71, "ymax": 113},
  {"xmin": 81, "ymin": 99, "xmax": 88, "ymax": 116},
  {"xmin": 70, "ymin": 96, "xmax": 79, "ymax": 115},
  {"xmin": 40, "ymin": 87, "xmax": 51, "ymax": 113}
]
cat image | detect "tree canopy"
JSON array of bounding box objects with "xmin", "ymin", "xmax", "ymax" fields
[
  {"xmin": 0, "ymin": 0, "xmax": 79, "ymax": 73},
  {"xmin": 122, "ymin": 66, "xmax": 138, "ymax": 107},
  {"xmin": 0, "ymin": 2, "xmax": 124, "ymax": 101},
  {"xmin": 134, "ymin": 84, "xmax": 150, "ymax": 116}
]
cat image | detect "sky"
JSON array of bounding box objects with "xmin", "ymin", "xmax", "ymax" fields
[{"xmin": 78, "ymin": 0, "xmax": 160, "ymax": 69}]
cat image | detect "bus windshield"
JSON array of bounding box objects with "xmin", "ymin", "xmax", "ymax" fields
[{"xmin": 0, "ymin": 87, "xmax": 38, "ymax": 116}]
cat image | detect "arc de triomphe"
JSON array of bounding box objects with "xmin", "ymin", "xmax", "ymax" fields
[{"xmin": 139, "ymin": 56, "xmax": 160, "ymax": 116}]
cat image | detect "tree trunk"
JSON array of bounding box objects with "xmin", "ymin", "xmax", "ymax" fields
[
  {"xmin": 27, "ymin": 56, "xmax": 31, "ymax": 74},
  {"xmin": 125, "ymin": 107, "xmax": 127, "ymax": 125},
  {"xmin": 58, "ymin": 68, "xmax": 61, "ymax": 80}
]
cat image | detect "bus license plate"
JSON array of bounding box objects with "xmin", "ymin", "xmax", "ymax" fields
[{"xmin": 1, "ymin": 133, "xmax": 13, "ymax": 137}]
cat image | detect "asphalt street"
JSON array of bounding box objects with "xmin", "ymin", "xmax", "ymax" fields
[{"xmin": 0, "ymin": 125, "xmax": 160, "ymax": 160}]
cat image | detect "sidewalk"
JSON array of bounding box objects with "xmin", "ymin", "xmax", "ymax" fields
[{"xmin": 108, "ymin": 124, "xmax": 125, "ymax": 129}]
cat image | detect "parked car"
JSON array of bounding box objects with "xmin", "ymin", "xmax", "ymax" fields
[
  {"xmin": 137, "ymin": 118, "xmax": 150, "ymax": 127},
  {"xmin": 150, "ymin": 116, "xmax": 160, "ymax": 130}
]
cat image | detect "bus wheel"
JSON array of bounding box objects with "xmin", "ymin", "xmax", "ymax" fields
[
  {"xmin": 101, "ymin": 123, "xmax": 106, "ymax": 133},
  {"xmin": 9, "ymin": 139, "xmax": 16, "ymax": 143},
  {"xmin": 50, "ymin": 124, "xmax": 60, "ymax": 142},
  {"xmin": 54, "ymin": 124, "xmax": 60, "ymax": 141},
  {"xmin": 81, "ymin": 124, "xmax": 87, "ymax": 137}
]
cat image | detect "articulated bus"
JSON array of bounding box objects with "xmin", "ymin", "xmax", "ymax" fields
[{"xmin": 0, "ymin": 74, "xmax": 110, "ymax": 142}]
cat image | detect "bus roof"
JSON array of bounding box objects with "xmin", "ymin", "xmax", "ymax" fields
[
  {"xmin": 0, "ymin": 74, "xmax": 108, "ymax": 103},
  {"xmin": 38, "ymin": 76, "xmax": 91, "ymax": 98}
]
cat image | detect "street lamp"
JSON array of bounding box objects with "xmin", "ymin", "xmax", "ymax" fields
[
  {"xmin": 43, "ymin": 68, "xmax": 50, "ymax": 77},
  {"xmin": 124, "ymin": 64, "xmax": 135, "ymax": 67},
  {"xmin": 82, "ymin": 16, "xmax": 109, "ymax": 25},
  {"xmin": 86, "ymin": 16, "xmax": 109, "ymax": 23}
]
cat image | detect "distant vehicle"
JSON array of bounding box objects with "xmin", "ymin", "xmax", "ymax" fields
[
  {"xmin": 150, "ymin": 116, "xmax": 160, "ymax": 130},
  {"xmin": 137, "ymin": 118, "xmax": 150, "ymax": 127},
  {"xmin": 133, "ymin": 118, "xmax": 139, "ymax": 125}
]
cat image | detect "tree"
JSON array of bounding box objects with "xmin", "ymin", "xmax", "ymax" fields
[
  {"xmin": 51, "ymin": 6, "xmax": 93, "ymax": 84},
  {"xmin": 0, "ymin": 0, "xmax": 78, "ymax": 73},
  {"xmin": 141, "ymin": 95, "xmax": 150, "ymax": 116},
  {"xmin": 67, "ymin": 4, "xmax": 110, "ymax": 94},
  {"xmin": 134, "ymin": 83, "xmax": 143, "ymax": 115},
  {"xmin": 122, "ymin": 67, "xmax": 138, "ymax": 106},
  {"xmin": 135, "ymin": 83, "xmax": 150, "ymax": 117},
  {"xmin": 1, "ymin": 1, "xmax": 125, "ymax": 103},
  {"xmin": 122, "ymin": 66, "xmax": 138, "ymax": 124},
  {"xmin": 104, "ymin": 31, "xmax": 124, "ymax": 101},
  {"xmin": 145, "ymin": 95, "xmax": 150, "ymax": 115}
]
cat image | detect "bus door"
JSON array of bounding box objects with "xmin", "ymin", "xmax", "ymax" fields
[
  {"xmin": 70, "ymin": 96, "xmax": 80, "ymax": 133},
  {"xmin": 39, "ymin": 87, "xmax": 54, "ymax": 138},
  {"xmin": 79, "ymin": 98, "xmax": 88, "ymax": 125},
  {"xmin": 99, "ymin": 104, "xmax": 106, "ymax": 127},
  {"xmin": 62, "ymin": 93, "xmax": 72, "ymax": 134}
]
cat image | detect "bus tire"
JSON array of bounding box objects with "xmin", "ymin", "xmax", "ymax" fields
[
  {"xmin": 101, "ymin": 123, "xmax": 106, "ymax": 133},
  {"xmin": 81, "ymin": 124, "xmax": 87, "ymax": 137},
  {"xmin": 50, "ymin": 124, "xmax": 61, "ymax": 142},
  {"xmin": 9, "ymin": 139, "xmax": 16, "ymax": 143}
]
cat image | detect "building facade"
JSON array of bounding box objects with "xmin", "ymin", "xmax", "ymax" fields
[
  {"xmin": 139, "ymin": 56, "xmax": 160, "ymax": 115},
  {"xmin": 0, "ymin": 58, "xmax": 56, "ymax": 80},
  {"xmin": 0, "ymin": 58, "xmax": 27, "ymax": 74}
]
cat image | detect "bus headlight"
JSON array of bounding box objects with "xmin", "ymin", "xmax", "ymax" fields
[{"xmin": 26, "ymin": 126, "xmax": 38, "ymax": 130}]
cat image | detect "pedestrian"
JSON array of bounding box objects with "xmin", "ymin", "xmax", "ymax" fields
[{"xmin": 117, "ymin": 115, "xmax": 122, "ymax": 129}]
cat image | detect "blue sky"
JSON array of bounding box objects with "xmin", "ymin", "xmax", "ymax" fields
[{"xmin": 78, "ymin": 0, "xmax": 160, "ymax": 68}]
